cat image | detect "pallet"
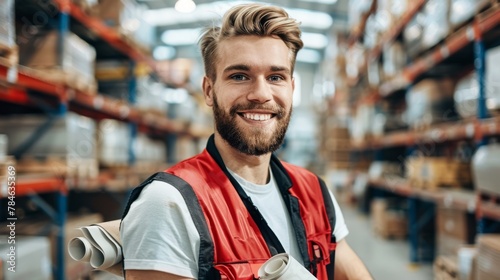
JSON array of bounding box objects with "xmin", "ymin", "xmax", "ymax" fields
[
  {"xmin": 374, "ymin": 228, "xmax": 407, "ymax": 240},
  {"xmin": 15, "ymin": 156, "xmax": 99, "ymax": 180},
  {"xmin": 410, "ymin": 179, "xmax": 463, "ymax": 191},
  {"xmin": 433, "ymin": 255, "xmax": 459, "ymax": 280},
  {"xmin": 323, "ymin": 138, "xmax": 352, "ymax": 152},
  {"xmin": 23, "ymin": 66, "xmax": 97, "ymax": 95},
  {"xmin": 0, "ymin": 43, "xmax": 18, "ymax": 68}
]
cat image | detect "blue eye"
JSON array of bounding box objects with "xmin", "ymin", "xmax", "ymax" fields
[
  {"xmin": 231, "ymin": 74, "xmax": 247, "ymax": 81},
  {"xmin": 269, "ymin": 75, "xmax": 284, "ymax": 82}
]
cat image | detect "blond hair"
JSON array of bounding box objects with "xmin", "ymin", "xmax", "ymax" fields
[{"xmin": 199, "ymin": 3, "xmax": 303, "ymax": 81}]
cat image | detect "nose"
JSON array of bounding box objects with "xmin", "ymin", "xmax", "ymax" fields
[{"xmin": 247, "ymin": 77, "xmax": 272, "ymax": 103}]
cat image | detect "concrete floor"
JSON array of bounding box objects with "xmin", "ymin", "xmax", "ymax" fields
[{"xmin": 341, "ymin": 202, "xmax": 434, "ymax": 280}]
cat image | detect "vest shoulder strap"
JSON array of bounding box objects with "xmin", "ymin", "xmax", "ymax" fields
[{"xmin": 121, "ymin": 172, "xmax": 215, "ymax": 279}]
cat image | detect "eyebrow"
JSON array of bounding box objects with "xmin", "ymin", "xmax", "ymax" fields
[{"xmin": 223, "ymin": 64, "xmax": 291, "ymax": 75}]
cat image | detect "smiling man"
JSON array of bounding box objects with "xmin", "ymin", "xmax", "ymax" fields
[{"xmin": 120, "ymin": 3, "xmax": 372, "ymax": 280}]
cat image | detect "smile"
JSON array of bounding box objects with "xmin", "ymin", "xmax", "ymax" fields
[{"xmin": 240, "ymin": 113, "xmax": 274, "ymax": 121}]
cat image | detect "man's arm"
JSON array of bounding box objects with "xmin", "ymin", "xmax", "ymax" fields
[
  {"xmin": 334, "ymin": 239, "xmax": 373, "ymax": 280},
  {"xmin": 126, "ymin": 270, "xmax": 194, "ymax": 280}
]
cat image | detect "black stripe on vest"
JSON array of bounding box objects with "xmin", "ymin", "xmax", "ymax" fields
[{"xmin": 121, "ymin": 172, "xmax": 215, "ymax": 279}]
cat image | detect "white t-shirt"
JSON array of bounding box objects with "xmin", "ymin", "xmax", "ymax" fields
[{"xmin": 120, "ymin": 170, "xmax": 349, "ymax": 279}]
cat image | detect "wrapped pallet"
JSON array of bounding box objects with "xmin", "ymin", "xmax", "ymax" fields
[
  {"xmin": 405, "ymin": 78, "xmax": 457, "ymax": 130},
  {"xmin": 421, "ymin": 0, "xmax": 451, "ymax": 50},
  {"xmin": 449, "ymin": 0, "xmax": 492, "ymax": 28},
  {"xmin": 0, "ymin": 113, "xmax": 98, "ymax": 179},
  {"xmin": 18, "ymin": 30, "xmax": 96, "ymax": 93},
  {"xmin": 0, "ymin": 0, "xmax": 15, "ymax": 47},
  {"xmin": 454, "ymin": 46, "xmax": 500, "ymax": 119},
  {"xmin": 0, "ymin": 0, "xmax": 17, "ymax": 67},
  {"xmin": 97, "ymin": 119, "xmax": 131, "ymax": 167}
]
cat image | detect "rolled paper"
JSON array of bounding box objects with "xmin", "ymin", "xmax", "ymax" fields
[
  {"xmin": 68, "ymin": 237, "xmax": 92, "ymax": 262},
  {"xmin": 258, "ymin": 253, "xmax": 317, "ymax": 280}
]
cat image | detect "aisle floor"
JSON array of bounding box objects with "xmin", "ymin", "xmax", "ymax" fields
[{"xmin": 341, "ymin": 203, "xmax": 434, "ymax": 280}]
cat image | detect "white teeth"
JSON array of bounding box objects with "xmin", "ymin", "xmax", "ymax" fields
[{"xmin": 243, "ymin": 113, "xmax": 272, "ymax": 121}]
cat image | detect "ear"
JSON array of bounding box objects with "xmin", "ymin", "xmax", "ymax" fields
[
  {"xmin": 202, "ymin": 76, "xmax": 214, "ymax": 107},
  {"xmin": 291, "ymin": 77, "xmax": 295, "ymax": 93}
]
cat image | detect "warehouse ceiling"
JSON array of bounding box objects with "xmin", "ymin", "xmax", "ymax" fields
[{"xmin": 135, "ymin": 0, "xmax": 349, "ymax": 64}]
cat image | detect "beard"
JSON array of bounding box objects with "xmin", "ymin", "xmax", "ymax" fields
[{"xmin": 212, "ymin": 94, "xmax": 291, "ymax": 156}]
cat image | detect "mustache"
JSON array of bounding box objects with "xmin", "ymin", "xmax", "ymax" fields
[{"xmin": 229, "ymin": 103, "xmax": 286, "ymax": 118}]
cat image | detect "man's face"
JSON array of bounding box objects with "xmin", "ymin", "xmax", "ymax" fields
[{"xmin": 203, "ymin": 35, "xmax": 295, "ymax": 156}]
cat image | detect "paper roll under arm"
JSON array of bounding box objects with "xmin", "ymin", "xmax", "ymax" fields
[
  {"xmin": 258, "ymin": 253, "xmax": 317, "ymax": 280},
  {"xmin": 68, "ymin": 237, "xmax": 92, "ymax": 262},
  {"xmin": 67, "ymin": 219, "xmax": 124, "ymax": 277}
]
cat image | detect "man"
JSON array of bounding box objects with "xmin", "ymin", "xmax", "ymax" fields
[{"xmin": 121, "ymin": 3, "xmax": 372, "ymax": 280}]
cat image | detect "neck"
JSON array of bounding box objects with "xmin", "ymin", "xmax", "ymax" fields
[{"xmin": 214, "ymin": 133, "xmax": 271, "ymax": 185}]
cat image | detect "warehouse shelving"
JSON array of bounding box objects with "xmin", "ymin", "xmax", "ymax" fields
[
  {"xmin": 352, "ymin": 116, "xmax": 500, "ymax": 150},
  {"xmin": 379, "ymin": 3, "xmax": 500, "ymax": 97},
  {"xmin": 51, "ymin": 0, "xmax": 155, "ymax": 67},
  {"xmin": 368, "ymin": 0, "xmax": 428, "ymax": 60},
  {"xmin": 341, "ymin": 0, "xmax": 500, "ymax": 265},
  {"xmin": 0, "ymin": 1, "xmax": 209, "ymax": 279}
]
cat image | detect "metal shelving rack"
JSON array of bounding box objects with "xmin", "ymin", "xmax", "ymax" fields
[
  {"xmin": 0, "ymin": 1, "xmax": 208, "ymax": 279},
  {"xmin": 347, "ymin": 0, "xmax": 500, "ymax": 264}
]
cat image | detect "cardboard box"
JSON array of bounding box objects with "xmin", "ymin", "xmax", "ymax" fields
[
  {"xmin": 436, "ymin": 207, "xmax": 475, "ymax": 256},
  {"xmin": 476, "ymin": 235, "xmax": 500, "ymax": 280}
]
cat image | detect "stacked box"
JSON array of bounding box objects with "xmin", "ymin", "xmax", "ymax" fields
[
  {"xmin": 476, "ymin": 235, "xmax": 500, "ymax": 280},
  {"xmin": 436, "ymin": 207, "xmax": 475, "ymax": 256},
  {"xmin": 406, "ymin": 157, "xmax": 472, "ymax": 189},
  {"xmin": 0, "ymin": 0, "xmax": 15, "ymax": 47},
  {"xmin": 434, "ymin": 255, "xmax": 459, "ymax": 280},
  {"xmin": 18, "ymin": 31, "xmax": 96, "ymax": 93},
  {"xmin": 322, "ymin": 126, "xmax": 351, "ymax": 170},
  {"xmin": 371, "ymin": 198, "xmax": 407, "ymax": 239},
  {"xmin": 97, "ymin": 119, "xmax": 130, "ymax": 167},
  {"xmin": 135, "ymin": 133, "xmax": 167, "ymax": 164},
  {"xmin": 0, "ymin": 113, "xmax": 98, "ymax": 180}
]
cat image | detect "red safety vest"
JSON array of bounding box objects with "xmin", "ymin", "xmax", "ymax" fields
[
  {"xmin": 166, "ymin": 148, "xmax": 336, "ymax": 280},
  {"xmin": 122, "ymin": 137, "xmax": 337, "ymax": 280}
]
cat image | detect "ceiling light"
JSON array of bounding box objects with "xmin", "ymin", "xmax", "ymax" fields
[
  {"xmin": 153, "ymin": 46, "xmax": 177, "ymax": 60},
  {"xmin": 175, "ymin": 0, "xmax": 196, "ymax": 13},
  {"xmin": 302, "ymin": 32, "xmax": 328, "ymax": 49},
  {"xmin": 296, "ymin": 49, "xmax": 322, "ymax": 63},
  {"xmin": 161, "ymin": 28, "xmax": 202, "ymax": 46},
  {"xmin": 163, "ymin": 88, "xmax": 189, "ymax": 104},
  {"xmin": 145, "ymin": 1, "xmax": 333, "ymax": 30}
]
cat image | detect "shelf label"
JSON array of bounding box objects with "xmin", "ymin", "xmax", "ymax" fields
[
  {"xmin": 465, "ymin": 123, "xmax": 475, "ymax": 138},
  {"xmin": 444, "ymin": 195, "xmax": 453, "ymax": 208},
  {"xmin": 466, "ymin": 26, "xmax": 474, "ymax": 41},
  {"xmin": 93, "ymin": 96, "xmax": 104, "ymax": 110},
  {"xmin": 119, "ymin": 106, "xmax": 130, "ymax": 119},
  {"xmin": 488, "ymin": 122, "xmax": 497, "ymax": 134},
  {"xmin": 440, "ymin": 46, "xmax": 450, "ymax": 59},
  {"xmin": 6, "ymin": 66, "xmax": 18, "ymax": 84},
  {"xmin": 67, "ymin": 88, "xmax": 76, "ymax": 99}
]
